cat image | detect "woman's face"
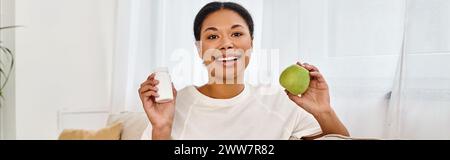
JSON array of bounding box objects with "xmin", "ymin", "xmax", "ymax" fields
[{"xmin": 198, "ymin": 9, "xmax": 252, "ymax": 84}]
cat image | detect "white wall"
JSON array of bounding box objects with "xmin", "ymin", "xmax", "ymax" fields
[{"xmin": 12, "ymin": 0, "xmax": 116, "ymax": 139}]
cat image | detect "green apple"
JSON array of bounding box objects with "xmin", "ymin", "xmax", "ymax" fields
[{"xmin": 279, "ymin": 64, "xmax": 310, "ymax": 95}]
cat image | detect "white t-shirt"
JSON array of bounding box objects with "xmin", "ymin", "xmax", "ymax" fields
[{"xmin": 141, "ymin": 84, "xmax": 322, "ymax": 140}]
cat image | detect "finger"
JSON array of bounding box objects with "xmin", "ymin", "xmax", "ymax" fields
[
  {"xmin": 286, "ymin": 90, "xmax": 305, "ymax": 106},
  {"xmin": 310, "ymin": 71, "xmax": 326, "ymax": 83},
  {"xmin": 142, "ymin": 91, "xmax": 159, "ymax": 98},
  {"xmin": 172, "ymin": 83, "xmax": 177, "ymax": 98},
  {"xmin": 140, "ymin": 79, "xmax": 159, "ymax": 87},
  {"xmin": 303, "ymin": 64, "xmax": 319, "ymax": 72},
  {"xmin": 302, "ymin": 63, "xmax": 311, "ymax": 69},
  {"xmin": 147, "ymin": 73, "xmax": 156, "ymax": 80},
  {"xmin": 139, "ymin": 85, "xmax": 158, "ymax": 94},
  {"xmin": 149, "ymin": 79, "xmax": 159, "ymax": 86},
  {"xmin": 296, "ymin": 61, "xmax": 306, "ymax": 68}
]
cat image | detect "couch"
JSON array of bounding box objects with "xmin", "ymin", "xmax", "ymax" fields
[{"xmin": 59, "ymin": 112, "xmax": 361, "ymax": 140}]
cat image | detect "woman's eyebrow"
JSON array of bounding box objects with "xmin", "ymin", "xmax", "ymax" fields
[
  {"xmin": 203, "ymin": 27, "xmax": 218, "ymax": 32},
  {"xmin": 203, "ymin": 25, "xmax": 244, "ymax": 32},
  {"xmin": 231, "ymin": 24, "xmax": 244, "ymax": 29}
]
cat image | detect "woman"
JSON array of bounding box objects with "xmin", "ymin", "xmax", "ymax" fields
[{"xmin": 139, "ymin": 2, "xmax": 349, "ymax": 140}]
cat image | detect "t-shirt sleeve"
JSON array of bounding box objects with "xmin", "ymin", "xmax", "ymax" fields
[
  {"xmin": 290, "ymin": 107, "xmax": 323, "ymax": 139},
  {"xmin": 141, "ymin": 124, "xmax": 152, "ymax": 140}
]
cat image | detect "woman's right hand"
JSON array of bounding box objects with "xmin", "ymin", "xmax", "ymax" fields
[{"xmin": 138, "ymin": 73, "xmax": 177, "ymax": 139}]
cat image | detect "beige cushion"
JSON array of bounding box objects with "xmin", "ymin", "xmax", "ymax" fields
[
  {"xmin": 106, "ymin": 112, "xmax": 149, "ymax": 140},
  {"xmin": 58, "ymin": 123, "xmax": 123, "ymax": 140}
]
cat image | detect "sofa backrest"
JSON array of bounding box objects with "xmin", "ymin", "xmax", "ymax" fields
[{"xmin": 106, "ymin": 112, "xmax": 149, "ymax": 140}]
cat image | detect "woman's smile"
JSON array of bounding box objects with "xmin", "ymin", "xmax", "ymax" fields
[{"xmin": 212, "ymin": 51, "xmax": 244, "ymax": 68}]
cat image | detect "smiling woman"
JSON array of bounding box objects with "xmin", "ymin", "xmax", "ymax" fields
[{"xmin": 138, "ymin": 1, "xmax": 349, "ymax": 140}]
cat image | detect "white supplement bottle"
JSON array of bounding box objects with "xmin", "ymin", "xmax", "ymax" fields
[{"xmin": 153, "ymin": 67, "xmax": 174, "ymax": 103}]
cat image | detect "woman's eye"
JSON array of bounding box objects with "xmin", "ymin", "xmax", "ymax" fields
[
  {"xmin": 232, "ymin": 32, "xmax": 243, "ymax": 37},
  {"xmin": 208, "ymin": 35, "xmax": 218, "ymax": 40}
]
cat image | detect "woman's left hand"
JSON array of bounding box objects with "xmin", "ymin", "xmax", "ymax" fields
[
  {"xmin": 286, "ymin": 62, "xmax": 332, "ymax": 115},
  {"xmin": 286, "ymin": 62, "xmax": 350, "ymax": 137}
]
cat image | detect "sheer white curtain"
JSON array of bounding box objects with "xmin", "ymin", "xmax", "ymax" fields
[
  {"xmin": 112, "ymin": 0, "xmax": 450, "ymax": 139},
  {"xmin": 388, "ymin": 0, "xmax": 450, "ymax": 139}
]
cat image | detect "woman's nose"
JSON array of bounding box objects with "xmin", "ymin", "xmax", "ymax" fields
[{"xmin": 219, "ymin": 37, "xmax": 234, "ymax": 50}]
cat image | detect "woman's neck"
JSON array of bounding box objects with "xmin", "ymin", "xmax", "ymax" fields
[{"xmin": 197, "ymin": 83, "xmax": 245, "ymax": 99}]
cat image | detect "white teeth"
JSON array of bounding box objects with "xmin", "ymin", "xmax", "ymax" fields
[{"xmin": 217, "ymin": 56, "xmax": 239, "ymax": 61}]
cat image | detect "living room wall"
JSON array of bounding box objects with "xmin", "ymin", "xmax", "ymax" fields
[{"xmin": 8, "ymin": 0, "xmax": 116, "ymax": 139}]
